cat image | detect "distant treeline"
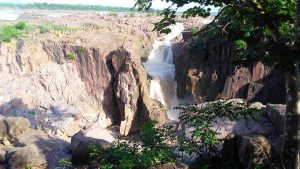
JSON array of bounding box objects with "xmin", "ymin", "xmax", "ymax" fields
[{"xmin": 0, "ymin": 2, "xmax": 159, "ymax": 12}]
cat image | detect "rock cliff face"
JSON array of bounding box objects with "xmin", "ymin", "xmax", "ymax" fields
[
  {"xmin": 0, "ymin": 18, "xmax": 166, "ymax": 138},
  {"xmin": 108, "ymin": 49, "xmax": 167, "ymax": 135},
  {"xmin": 174, "ymin": 41, "xmax": 286, "ymax": 104}
]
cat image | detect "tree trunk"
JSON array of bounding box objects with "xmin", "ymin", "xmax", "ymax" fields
[
  {"xmin": 283, "ymin": 63, "xmax": 300, "ymax": 168},
  {"xmin": 283, "ymin": 1, "xmax": 300, "ymax": 168}
]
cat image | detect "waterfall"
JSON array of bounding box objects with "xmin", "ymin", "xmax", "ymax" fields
[{"xmin": 144, "ymin": 23, "xmax": 184, "ymax": 120}]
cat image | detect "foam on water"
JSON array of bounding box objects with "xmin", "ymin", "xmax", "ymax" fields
[{"xmin": 144, "ymin": 23, "xmax": 184, "ymax": 120}]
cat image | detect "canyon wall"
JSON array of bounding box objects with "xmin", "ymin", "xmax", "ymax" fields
[
  {"xmin": 174, "ymin": 41, "xmax": 286, "ymax": 104},
  {"xmin": 0, "ymin": 26, "xmax": 167, "ymax": 138}
]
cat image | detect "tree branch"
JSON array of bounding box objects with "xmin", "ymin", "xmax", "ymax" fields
[{"xmin": 192, "ymin": 6, "xmax": 228, "ymax": 36}]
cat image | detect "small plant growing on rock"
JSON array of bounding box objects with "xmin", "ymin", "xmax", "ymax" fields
[
  {"xmin": 15, "ymin": 21, "xmax": 27, "ymax": 30},
  {"xmin": 76, "ymin": 46, "xmax": 84, "ymax": 52},
  {"xmin": 66, "ymin": 53, "xmax": 76, "ymax": 59},
  {"xmin": 57, "ymin": 158, "xmax": 72, "ymax": 169},
  {"xmin": 191, "ymin": 27, "xmax": 200, "ymax": 35}
]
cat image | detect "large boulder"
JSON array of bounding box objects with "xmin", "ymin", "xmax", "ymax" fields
[
  {"xmin": 265, "ymin": 104, "xmax": 285, "ymax": 135},
  {"xmin": 221, "ymin": 133, "xmax": 242, "ymax": 169},
  {"xmin": 222, "ymin": 134, "xmax": 272, "ymax": 169},
  {"xmin": 0, "ymin": 117, "xmax": 30, "ymax": 141},
  {"xmin": 8, "ymin": 144, "xmax": 47, "ymax": 169},
  {"xmin": 71, "ymin": 130, "xmax": 111, "ymax": 166},
  {"xmin": 7, "ymin": 128, "xmax": 71, "ymax": 169},
  {"xmin": 237, "ymin": 135, "xmax": 272, "ymax": 169}
]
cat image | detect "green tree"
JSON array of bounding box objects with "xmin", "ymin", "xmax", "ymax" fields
[{"xmin": 135, "ymin": 0, "xmax": 300, "ymax": 168}]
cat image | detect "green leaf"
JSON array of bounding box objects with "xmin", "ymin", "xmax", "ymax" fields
[
  {"xmin": 244, "ymin": 32, "xmax": 251, "ymax": 37},
  {"xmin": 234, "ymin": 39, "xmax": 247, "ymax": 49}
]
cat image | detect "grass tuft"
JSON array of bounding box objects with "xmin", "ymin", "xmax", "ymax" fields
[{"xmin": 66, "ymin": 53, "xmax": 76, "ymax": 59}]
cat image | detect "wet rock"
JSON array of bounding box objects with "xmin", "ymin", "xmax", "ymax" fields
[
  {"xmin": 8, "ymin": 144, "xmax": 47, "ymax": 169},
  {"xmin": 237, "ymin": 135, "xmax": 271, "ymax": 169}
]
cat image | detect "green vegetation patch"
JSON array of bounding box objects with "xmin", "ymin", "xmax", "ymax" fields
[
  {"xmin": 0, "ymin": 23, "xmax": 24, "ymax": 42},
  {"xmin": 76, "ymin": 46, "xmax": 84, "ymax": 52},
  {"xmin": 14, "ymin": 21, "xmax": 27, "ymax": 30},
  {"xmin": 38, "ymin": 22, "xmax": 66, "ymax": 34},
  {"xmin": 66, "ymin": 53, "xmax": 76, "ymax": 59},
  {"xmin": 191, "ymin": 27, "xmax": 200, "ymax": 35},
  {"xmin": 0, "ymin": 21, "xmax": 68, "ymax": 43},
  {"xmin": 89, "ymin": 120, "xmax": 176, "ymax": 169}
]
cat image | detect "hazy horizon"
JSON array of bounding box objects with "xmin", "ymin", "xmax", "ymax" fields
[{"xmin": 0, "ymin": 0, "xmax": 218, "ymax": 12}]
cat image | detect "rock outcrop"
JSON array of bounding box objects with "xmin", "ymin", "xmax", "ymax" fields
[
  {"xmin": 222, "ymin": 134, "xmax": 272, "ymax": 169},
  {"xmin": 0, "ymin": 15, "xmax": 165, "ymax": 137},
  {"xmin": 174, "ymin": 41, "xmax": 286, "ymax": 104},
  {"xmin": 9, "ymin": 144, "xmax": 47, "ymax": 169},
  {"xmin": 0, "ymin": 116, "xmax": 70, "ymax": 169},
  {"xmin": 108, "ymin": 48, "xmax": 168, "ymax": 135},
  {"xmin": 0, "ymin": 116, "xmax": 30, "ymax": 141}
]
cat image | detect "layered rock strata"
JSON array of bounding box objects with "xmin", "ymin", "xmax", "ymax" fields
[
  {"xmin": 0, "ymin": 18, "xmax": 166, "ymax": 138},
  {"xmin": 175, "ymin": 41, "xmax": 286, "ymax": 104}
]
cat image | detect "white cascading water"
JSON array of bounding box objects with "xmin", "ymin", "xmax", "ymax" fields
[{"xmin": 144, "ymin": 23, "xmax": 184, "ymax": 120}]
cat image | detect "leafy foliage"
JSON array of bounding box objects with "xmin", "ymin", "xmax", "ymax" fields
[
  {"xmin": 135, "ymin": 0, "xmax": 298, "ymax": 73},
  {"xmin": 191, "ymin": 27, "xmax": 200, "ymax": 35},
  {"xmin": 89, "ymin": 122, "xmax": 176, "ymax": 169},
  {"xmin": 0, "ymin": 21, "xmax": 29, "ymax": 42},
  {"xmin": 56, "ymin": 158, "xmax": 72, "ymax": 169},
  {"xmin": 0, "ymin": 25, "xmax": 22, "ymax": 42},
  {"xmin": 15, "ymin": 21, "xmax": 27, "ymax": 30},
  {"xmin": 87, "ymin": 100, "xmax": 261, "ymax": 168},
  {"xmin": 174, "ymin": 100, "xmax": 261, "ymax": 162}
]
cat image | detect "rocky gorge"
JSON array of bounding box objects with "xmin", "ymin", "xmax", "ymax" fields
[{"xmin": 0, "ymin": 9, "xmax": 288, "ymax": 169}]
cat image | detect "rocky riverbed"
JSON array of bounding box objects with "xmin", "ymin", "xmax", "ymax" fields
[{"xmin": 0, "ymin": 9, "xmax": 287, "ymax": 168}]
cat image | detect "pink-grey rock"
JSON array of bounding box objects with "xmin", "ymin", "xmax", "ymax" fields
[
  {"xmin": 266, "ymin": 104, "xmax": 285, "ymax": 135},
  {"xmin": 9, "ymin": 144, "xmax": 47, "ymax": 169}
]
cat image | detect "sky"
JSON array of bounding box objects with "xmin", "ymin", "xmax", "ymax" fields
[{"xmin": 0, "ymin": 0, "xmax": 203, "ymax": 10}]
